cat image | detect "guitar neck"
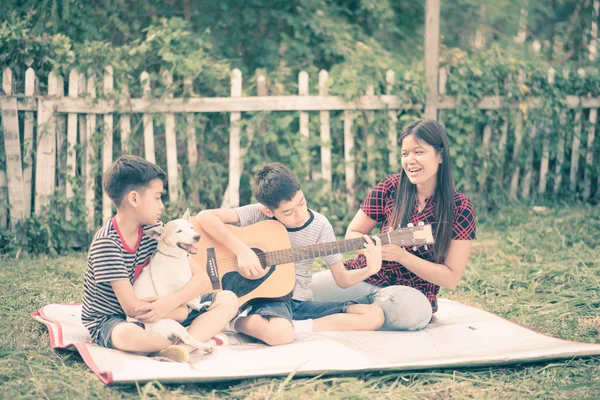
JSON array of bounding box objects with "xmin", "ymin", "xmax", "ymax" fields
[{"xmin": 264, "ymin": 232, "xmax": 394, "ymax": 266}]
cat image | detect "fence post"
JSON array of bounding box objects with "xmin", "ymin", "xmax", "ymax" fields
[
  {"xmin": 437, "ymin": 67, "xmax": 447, "ymax": 127},
  {"xmin": 0, "ymin": 69, "xmax": 8, "ymax": 229},
  {"xmin": 569, "ymin": 69, "xmax": 585, "ymax": 194},
  {"xmin": 553, "ymin": 69, "xmax": 569, "ymax": 195},
  {"xmin": 120, "ymin": 77, "xmax": 131, "ymax": 153},
  {"xmin": 539, "ymin": 67, "xmax": 554, "ymax": 194},
  {"xmin": 23, "ymin": 67, "xmax": 36, "ymax": 218},
  {"xmin": 424, "ymin": 0, "xmax": 440, "ymax": 120},
  {"xmin": 344, "ymin": 110, "xmax": 356, "ymax": 210},
  {"xmin": 365, "ymin": 84, "xmax": 376, "ymax": 185},
  {"xmin": 84, "ymin": 71, "xmax": 96, "ymax": 228},
  {"xmin": 184, "ymin": 77, "xmax": 199, "ymax": 204},
  {"xmin": 35, "ymin": 71, "xmax": 58, "ymax": 214},
  {"xmin": 386, "ymin": 70, "xmax": 398, "ymax": 170},
  {"xmin": 319, "ymin": 70, "xmax": 332, "ymax": 189},
  {"xmin": 163, "ymin": 70, "xmax": 179, "ymax": 203},
  {"xmin": 141, "ymin": 71, "xmax": 156, "ymax": 164},
  {"xmin": 478, "ymin": 111, "xmax": 492, "ymax": 192},
  {"xmin": 509, "ymin": 71, "xmax": 526, "ymax": 200},
  {"xmin": 56, "ymin": 74, "xmax": 66, "ymax": 189},
  {"xmin": 221, "ymin": 69, "xmax": 242, "ymax": 208},
  {"xmin": 65, "ymin": 69, "xmax": 79, "ymax": 221},
  {"xmin": 299, "ymin": 71, "xmax": 310, "ymax": 178},
  {"xmin": 102, "ymin": 66, "xmax": 114, "ymax": 223},
  {"xmin": 522, "ymin": 115, "xmax": 537, "ymax": 199},
  {"xmin": 1, "ymin": 67, "xmax": 25, "ymax": 228},
  {"xmin": 497, "ymin": 77, "xmax": 509, "ymax": 189},
  {"xmin": 583, "ymin": 106, "xmax": 597, "ymax": 201}
]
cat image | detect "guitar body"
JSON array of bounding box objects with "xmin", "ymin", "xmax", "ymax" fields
[{"xmin": 190, "ymin": 218, "xmax": 296, "ymax": 310}]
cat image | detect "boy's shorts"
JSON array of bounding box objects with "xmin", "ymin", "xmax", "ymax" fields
[
  {"xmin": 249, "ymin": 297, "xmax": 364, "ymax": 322},
  {"xmin": 95, "ymin": 293, "xmax": 216, "ymax": 349}
]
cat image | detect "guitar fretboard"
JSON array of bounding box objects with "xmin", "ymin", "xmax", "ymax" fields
[{"xmin": 264, "ymin": 233, "xmax": 394, "ymax": 266}]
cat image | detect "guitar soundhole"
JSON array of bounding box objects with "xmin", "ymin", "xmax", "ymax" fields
[
  {"xmin": 221, "ymin": 267, "xmax": 275, "ymax": 297},
  {"xmin": 221, "ymin": 248, "xmax": 274, "ymax": 298}
]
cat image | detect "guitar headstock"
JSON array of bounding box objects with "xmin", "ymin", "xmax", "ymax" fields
[{"xmin": 386, "ymin": 223, "xmax": 435, "ymax": 247}]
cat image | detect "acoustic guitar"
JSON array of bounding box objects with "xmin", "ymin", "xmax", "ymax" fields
[{"xmin": 190, "ymin": 218, "xmax": 434, "ymax": 310}]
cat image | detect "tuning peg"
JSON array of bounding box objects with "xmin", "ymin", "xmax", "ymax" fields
[
  {"xmin": 412, "ymin": 246, "xmax": 417, "ymax": 251},
  {"xmin": 407, "ymin": 223, "xmax": 414, "ymax": 228},
  {"xmin": 424, "ymin": 245, "xmax": 428, "ymax": 250},
  {"xmin": 417, "ymin": 221, "xmax": 424, "ymax": 226}
]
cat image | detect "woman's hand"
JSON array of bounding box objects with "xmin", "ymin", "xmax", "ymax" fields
[
  {"xmin": 363, "ymin": 235, "xmax": 382, "ymax": 275},
  {"xmin": 381, "ymin": 244, "xmax": 408, "ymax": 264},
  {"xmin": 134, "ymin": 295, "xmax": 179, "ymax": 323}
]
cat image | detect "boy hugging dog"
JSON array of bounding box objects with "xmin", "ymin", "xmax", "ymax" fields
[{"xmin": 81, "ymin": 155, "xmax": 238, "ymax": 363}]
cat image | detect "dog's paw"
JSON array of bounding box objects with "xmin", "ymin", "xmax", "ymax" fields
[
  {"xmin": 188, "ymin": 346, "xmax": 214, "ymax": 366},
  {"xmin": 200, "ymin": 343, "xmax": 215, "ymax": 354}
]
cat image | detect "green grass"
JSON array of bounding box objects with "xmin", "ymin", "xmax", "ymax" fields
[{"xmin": 1, "ymin": 203, "xmax": 599, "ymax": 399}]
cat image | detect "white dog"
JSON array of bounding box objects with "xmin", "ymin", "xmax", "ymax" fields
[{"xmin": 132, "ymin": 209, "xmax": 213, "ymax": 354}]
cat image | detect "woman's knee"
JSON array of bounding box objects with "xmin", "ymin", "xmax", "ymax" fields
[{"xmin": 373, "ymin": 286, "xmax": 432, "ymax": 331}]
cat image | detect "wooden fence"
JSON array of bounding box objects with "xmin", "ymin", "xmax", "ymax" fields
[{"xmin": 0, "ymin": 66, "xmax": 599, "ymax": 231}]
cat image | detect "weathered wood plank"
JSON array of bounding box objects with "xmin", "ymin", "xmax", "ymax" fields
[
  {"xmin": 509, "ymin": 72, "xmax": 526, "ymax": 200},
  {"xmin": 65, "ymin": 69, "xmax": 79, "ymax": 220},
  {"xmin": 387, "ymin": 70, "xmax": 398, "ymax": 169},
  {"xmin": 583, "ymin": 108, "xmax": 597, "ymax": 200},
  {"xmin": 84, "ymin": 72, "xmax": 96, "ymax": 228},
  {"xmin": 23, "ymin": 68, "xmax": 36, "ymax": 218},
  {"xmin": 35, "ymin": 71, "xmax": 58, "ymax": 214},
  {"xmin": 424, "ymin": 0, "xmax": 440, "ymax": 120},
  {"xmin": 1, "ymin": 72, "xmax": 26, "ymax": 227},
  {"xmin": 120, "ymin": 79, "xmax": 131, "ymax": 153},
  {"xmin": 299, "ymin": 71, "xmax": 310, "ymax": 178},
  {"xmin": 56, "ymin": 75, "xmax": 66, "ymax": 189},
  {"xmin": 10, "ymin": 94, "xmax": 600, "ymax": 113},
  {"xmin": 554, "ymin": 70, "xmax": 569, "ymax": 195},
  {"xmin": 102, "ymin": 66, "xmax": 114, "ymax": 223},
  {"xmin": 478, "ymin": 111, "xmax": 492, "ymax": 192},
  {"xmin": 539, "ymin": 68, "xmax": 554, "ymax": 194},
  {"xmin": 141, "ymin": 71, "xmax": 156, "ymax": 163},
  {"xmin": 318, "ymin": 70, "xmax": 332, "ymax": 188},
  {"xmin": 344, "ymin": 110, "xmax": 356, "ymax": 209},
  {"xmin": 365, "ymin": 84, "xmax": 376, "ymax": 185},
  {"xmin": 163, "ymin": 70, "xmax": 178, "ymax": 203},
  {"xmin": 221, "ymin": 69, "xmax": 242, "ymax": 208}
]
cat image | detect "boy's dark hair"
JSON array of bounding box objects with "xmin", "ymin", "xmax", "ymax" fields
[
  {"xmin": 253, "ymin": 162, "xmax": 301, "ymax": 210},
  {"xmin": 102, "ymin": 155, "xmax": 167, "ymax": 207}
]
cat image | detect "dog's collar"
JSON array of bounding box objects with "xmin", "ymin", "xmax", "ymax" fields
[{"xmin": 156, "ymin": 249, "xmax": 185, "ymax": 259}]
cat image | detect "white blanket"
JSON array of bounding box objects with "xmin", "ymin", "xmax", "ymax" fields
[{"xmin": 32, "ymin": 299, "xmax": 600, "ymax": 384}]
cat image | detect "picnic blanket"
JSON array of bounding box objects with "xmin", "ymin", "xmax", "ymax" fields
[{"xmin": 32, "ymin": 299, "xmax": 600, "ymax": 385}]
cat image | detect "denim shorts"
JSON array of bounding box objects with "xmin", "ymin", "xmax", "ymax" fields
[
  {"xmin": 95, "ymin": 315, "xmax": 144, "ymax": 349},
  {"xmin": 95, "ymin": 293, "xmax": 216, "ymax": 349},
  {"xmin": 249, "ymin": 298, "xmax": 361, "ymax": 322}
]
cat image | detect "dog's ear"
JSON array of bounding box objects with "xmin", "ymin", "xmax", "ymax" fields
[
  {"xmin": 144, "ymin": 226, "xmax": 165, "ymax": 241},
  {"xmin": 183, "ymin": 208, "xmax": 191, "ymax": 222}
]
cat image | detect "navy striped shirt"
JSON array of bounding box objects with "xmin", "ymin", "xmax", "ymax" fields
[{"xmin": 81, "ymin": 217, "xmax": 161, "ymax": 342}]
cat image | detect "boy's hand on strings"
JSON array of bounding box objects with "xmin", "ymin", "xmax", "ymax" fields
[
  {"xmin": 236, "ymin": 246, "xmax": 265, "ymax": 279},
  {"xmin": 363, "ymin": 235, "xmax": 382, "ymax": 275}
]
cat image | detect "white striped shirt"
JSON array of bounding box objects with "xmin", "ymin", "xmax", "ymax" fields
[
  {"xmin": 235, "ymin": 203, "xmax": 342, "ymax": 301},
  {"xmin": 81, "ymin": 217, "xmax": 160, "ymax": 341}
]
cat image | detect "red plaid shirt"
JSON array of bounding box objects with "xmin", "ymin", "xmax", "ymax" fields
[{"xmin": 345, "ymin": 174, "xmax": 476, "ymax": 312}]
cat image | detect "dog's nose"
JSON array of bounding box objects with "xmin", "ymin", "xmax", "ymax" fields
[{"xmin": 193, "ymin": 235, "xmax": 200, "ymax": 242}]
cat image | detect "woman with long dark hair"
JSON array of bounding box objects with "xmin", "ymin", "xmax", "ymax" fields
[{"xmin": 310, "ymin": 119, "xmax": 476, "ymax": 330}]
